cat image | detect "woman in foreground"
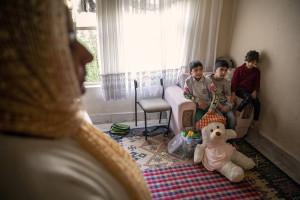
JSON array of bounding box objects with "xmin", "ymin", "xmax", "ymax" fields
[{"xmin": 0, "ymin": 1, "xmax": 150, "ymax": 199}]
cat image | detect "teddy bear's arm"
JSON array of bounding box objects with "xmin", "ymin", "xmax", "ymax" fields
[
  {"xmin": 194, "ymin": 144, "xmax": 206, "ymax": 163},
  {"xmin": 225, "ymin": 129, "xmax": 237, "ymax": 140}
]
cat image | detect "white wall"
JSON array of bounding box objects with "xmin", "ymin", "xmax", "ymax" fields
[
  {"xmin": 81, "ymin": 85, "xmax": 135, "ymax": 123},
  {"xmin": 81, "ymin": 84, "xmax": 164, "ymax": 124},
  {"xmin": 82, "ymin": 85, "xmax": 133, "ymax": 115},
  {"xmin": 227, "ymin": 0, "xmax": 300, "ymax": 162}
]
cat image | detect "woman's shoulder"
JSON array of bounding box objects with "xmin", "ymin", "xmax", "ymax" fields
[{"xmin": 0, "ymin": 133, "xmax": 130, "ymax": 200}]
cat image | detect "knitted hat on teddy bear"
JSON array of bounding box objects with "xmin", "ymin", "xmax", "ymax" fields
[{"xmin": 196, "ymin": 113, "xmax": 226, "ymax": 130}]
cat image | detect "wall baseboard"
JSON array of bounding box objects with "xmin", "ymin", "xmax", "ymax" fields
[
  {"xmin": 246, "ymin": 128, "xmax": 300, "ymax": 185},
  {"xmin": 90, "ymin": 111, "xmax": 168, "ymax": 125}
]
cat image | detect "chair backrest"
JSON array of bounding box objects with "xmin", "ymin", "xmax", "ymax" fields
[
  {"xmin": 160, "ymin": 78, "xmax": 165, "ymax": 99},
  {"xmin": 134, "ymin": 80, "xmax": 138, "ymax": 104},
  {"xmin": 134, "ymin": 79, "xmax": 165, "ymax": 99}
]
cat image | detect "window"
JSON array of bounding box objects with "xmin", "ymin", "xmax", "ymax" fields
[
  {"xmin": 66, "ymin": 0, "xmax": 222, "ymax": 100},
  {"xmin": 66, "ymin": 0, "xmax": 100, "ymax": 82},
  {"xmin": 122, "ymin": 5, "xmax": 187, "ymax": 72}
]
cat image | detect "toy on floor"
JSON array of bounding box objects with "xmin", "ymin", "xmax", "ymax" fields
[
  {"xmin": 194, "ymin": 113, "xmax": 255, "ymax": 182},
  {"xmin": 168, "ymin": 130, "xmax": 201, "ymax": 158},
  {"xmin": 182, "ymin": 130, "xmax": 200, "ymax": 151}
]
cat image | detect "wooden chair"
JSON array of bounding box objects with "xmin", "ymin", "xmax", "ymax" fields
[{"xmin": 134, "ymin": 79, "xmax": 172, "ymax": 140}]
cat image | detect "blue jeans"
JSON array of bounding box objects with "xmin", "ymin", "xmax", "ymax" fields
[{"xmin": 215, "ymin": 102, "xmax": 236, "ymax": 130}]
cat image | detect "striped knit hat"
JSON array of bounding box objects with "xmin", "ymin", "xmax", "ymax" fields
[{"xmin": 196, "ymin": 113, "xmax": 226, "ymax": 130}]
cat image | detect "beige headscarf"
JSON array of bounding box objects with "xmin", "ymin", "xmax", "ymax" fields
[{"xmin": 0, "ymin": 1, "xmax": 151, "ymax": 199}]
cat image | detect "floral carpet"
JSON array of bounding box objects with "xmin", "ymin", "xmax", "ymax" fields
[{"xmin": 105, "ymin": 126, "xmax": 300, "ymax": 200}]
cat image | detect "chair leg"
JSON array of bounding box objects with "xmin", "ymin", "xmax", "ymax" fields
[
  {"xmin": 135, "ymin": 103, "xmax": 137, "ymax": 126},
  {"xmin": 144, "ymin": 111, "xmax": 148, "ymax": 140},
  {"xmin": 159, "ymin": 111, "xmax": 162, "ymax": 124},
  {"xmin": 165, "ymin": 109, "xmax": 172, "ymax": 136}
]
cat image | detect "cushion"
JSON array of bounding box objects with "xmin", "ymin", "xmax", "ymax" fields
[
  {"xmin": 216, "ymin": 57, "xmax": 234, "ymax": 68},
  {"xmin": 216, "ymin": 57, "xmax": 235, "ymax": 81},
  {"xmin": 139, "ymin": 98, "xmax": 171, "ymax": 112}
]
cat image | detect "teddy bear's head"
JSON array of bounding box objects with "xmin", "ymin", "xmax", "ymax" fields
[
  {"xmin": 196, "ymin": 113, "xmax": 236, "ymax": 144},
  {"xmin": 202, "ymin": 122, "xmax": 236, "ymax": 143}
]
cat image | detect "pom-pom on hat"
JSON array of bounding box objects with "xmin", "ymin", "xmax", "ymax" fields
[{"xmin": 196, "ymin": 113, "xmax": 226, "ymax": 130}]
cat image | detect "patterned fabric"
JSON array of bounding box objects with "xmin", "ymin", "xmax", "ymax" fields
[
  {"xmin": 0, "ymin": 1, "xmax": 150, "ymax": 199},
  {"xmin": 184, "ymin": 76, "xmax": 213, "ymax": 106},
  {"xmin": 196, "ymin": 113, "xmax": 226, "ymax": 130},
  {"xmin": 183, "ymin": 91, "xmax": 195, "ymax": 101},
  {"xmin": 206, "ymin": 74, "xmax": 234, "ymax": 110},
  {"xmin": 195, "ymin": 107, "xmax": 210, "ymax": 125},
  {"xmin": 182, "ymin": 110, "xmax": 194, "ymax": 128},
  {"xmin": 101, "ymin": 68, "xmax": 183, "ymax": 101},
  {"xmin": 106, "ymin": 126, "xmax": 195, "ymax": 170},
  {"xmin": 242, "ymin": 103, "xmax": 254, "ymax": 119},
  {"xmin": 143, "ymin": 164, "xmax": 262, "ymax": 200}
]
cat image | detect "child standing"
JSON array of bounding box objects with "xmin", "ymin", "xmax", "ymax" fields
[
  {"xmin": 206, "ymin": 59, "xmax": 235, "ymax": 130},
  {"xmin": 231, "ymin": 50, "xmax": 261, "ymax": 133},
  {"xmin": 184, "ymin": 60, "xmax": 216, "ymax": 124}
]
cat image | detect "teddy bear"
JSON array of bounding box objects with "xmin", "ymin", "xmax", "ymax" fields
[{"xmin": 194, "ymin": 113, "xmax": 255, "ymax": 182}]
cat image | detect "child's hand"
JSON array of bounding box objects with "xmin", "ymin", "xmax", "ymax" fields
[
  {"xmin": 217, "ymin": 104, "xmax": 223, "ymax": 110},
  {"xmin": 198, "ymin": 100, "xmax": 207, "ymax": 110},
  {"xmin": 230, "ymin": 93, "xmax": 236, "ymax": 102},
  {"xmin": 207, "ymin": 107, "xmax": 215, "ymax": 115},
  {"xmin": 218, "ymin": 104, "xmax": 228, "ymax": 113},
  {"xmin": 251, "ymin": 91, "xmax": 257, "ymax": 99},
  {"xmin": 221, "ymin": 106, "xmax": 228, "ymax": 113}
]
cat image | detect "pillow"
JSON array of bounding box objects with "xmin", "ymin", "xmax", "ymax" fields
[
  {"xmin": 216, "ymin": 57, "xmax": 234, "ymax": 68},
  {"xmin": 225, "ymin": 68, "xmax": 235, "ymax": 81}
]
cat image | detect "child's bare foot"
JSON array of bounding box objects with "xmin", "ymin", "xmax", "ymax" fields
[
  {"xmin": 253, "ymin": 121, "xmax": 259, "ymax": 133},
  {"xmin": 235, "ymin": 110, "xmax": 241, "ymax": 118},
  {"xmin": 234, "ymin": 110, "xmax": 241, "ymax": 124}
]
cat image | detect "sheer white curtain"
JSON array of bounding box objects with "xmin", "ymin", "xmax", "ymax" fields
[{"xmin": 96, "ymin": 0, "xmax": 222, "ymax": 101}]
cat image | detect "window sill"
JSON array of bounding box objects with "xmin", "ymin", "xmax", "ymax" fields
[{"xmin": 84, "ymin": 82, "xmax": 101, "ymax": 88}]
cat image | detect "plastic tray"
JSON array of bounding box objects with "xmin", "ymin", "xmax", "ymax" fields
[{"xmin": 168, "ymin": 134, "xmax": 183, "ymax": 154}]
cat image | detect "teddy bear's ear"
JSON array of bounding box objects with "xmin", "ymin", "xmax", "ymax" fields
[
  {"xmin": 225, "ymin": 129, "xmax": 237, "ymax": 140},
  {"xmin": 201, "ymin": 126, "xmax": 210, "ymax": 143}
]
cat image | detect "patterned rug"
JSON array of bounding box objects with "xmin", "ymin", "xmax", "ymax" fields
[
  {"xmin": 143, "ymin": 164, "xmax": 262, "ymax": 200},
  {"xmin": 105, "ymin": 126, "xmax": 300, "ymax": 200}
]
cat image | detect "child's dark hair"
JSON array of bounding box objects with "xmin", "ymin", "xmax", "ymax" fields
[
  {"xmin": 245, "ymin": 50, "xmax": 259, "ymax": 62},
  {"xmin": 215, "ymin": 59, "xmax": 229, "ymax": 69},
  {"xmin": 189, "ymin": 60, "xmax": 203, "ymax": 72}
]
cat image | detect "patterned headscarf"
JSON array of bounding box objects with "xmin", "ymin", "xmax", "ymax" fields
[{"xmin": 0, "ymin": 1, "xmax": 150, "ymax": 199}]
